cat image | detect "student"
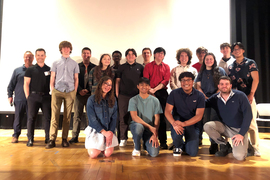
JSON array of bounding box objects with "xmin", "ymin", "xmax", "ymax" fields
[
  {"xmin": 85, "ymin": 76, "xmax": 118, "ymax": 158},
  {"xmin": 218, "ymin": 43, "xmax": 235, "ymax": 74},
  {"xmin": 128, "ymin": 77, "xmax": 162, "ymax": 157}
]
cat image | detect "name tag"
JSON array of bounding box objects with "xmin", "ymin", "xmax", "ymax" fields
[{"xmin": 44, "ymin": 71, "xmax": 51, "ymax": 76}]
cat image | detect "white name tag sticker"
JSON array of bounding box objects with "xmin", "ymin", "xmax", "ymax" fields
[{"xmin": 44, "ymin": 71, "xmax": 51, "ymax": 76}]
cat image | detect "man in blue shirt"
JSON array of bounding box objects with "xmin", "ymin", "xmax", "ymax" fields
[
  {"xmin": 165, "ymin": 72, "xmax": 205, "ymax": 156},
  {"xmin": 128, "ymin": 77, "xmax": 162, "ymax": 157},
  {"xmin": 46, "ymin": 41, "xmax": 80, "ymax": 149},
  {"xmin": 204, "ymin": 76, "xmax": 252, "ymax": 161},
  {"xmin": 7, "ymin": 51, "xmax": 34, "ymax": 143}
]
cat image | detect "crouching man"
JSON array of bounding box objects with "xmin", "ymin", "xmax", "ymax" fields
[
  {"xmin": 204, "ymin": 76, "xmax": 252, "ymax": 160},
  {"xmin": 128, "ymin": 77, "xmax": 162, "ymax": 157}
]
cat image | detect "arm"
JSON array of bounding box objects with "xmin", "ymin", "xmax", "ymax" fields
[
  {"xmin": 7, "ymin": 70, "xmax": 17, "ymax": 104},
  {"xmin": 149, "ymin": 113, "xmax": 160, "ymax": 148},
  {"xmin": 196, "ymin": 82, "xmax": 208, "ymax": 99},
  {"xmin": 169, "ymin": 68, "xmax": 178, "ymax": 90},
  {"xmin": 149, "ymin": 84, "xmax": 165, "ymax": 94},
  {"xmin": 74, "ymin": 73, "xmax": 79, "ymax": 93},
  {"xmin": 50, "ymin": 71, "xmax": 56, "ymax": 91},
  {"xmin": 86, "ymin": 97, "xmax": 105, "ymax": 132},
  {"xmin": 164, "ymin": 103, "xmax": 184, "ymax": 135},
  {"xmin": 181, "ymin": 108, "xmax": 204, "ymax": 127},
  {"xmin": 248, "ymin": 71, "xmax": 259, "ymax": 104},
  {"xmin": 115, "ymin": 78, "xmax": 120, "ymax": 98},
  {"xmin": 23, "ymin": 77, "xmax": 31, "ymax": 99}
]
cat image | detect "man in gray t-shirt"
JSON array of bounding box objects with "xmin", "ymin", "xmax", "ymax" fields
[
  {"xmin": 128, "ymin": 77, "xmax": 163, "ymax": 157},
  {"xmin": 46, "ymin": 41, "xmax": 80, "ymax": 149}
]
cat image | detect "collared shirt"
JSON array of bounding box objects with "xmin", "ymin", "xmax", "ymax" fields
[
  {"xmin": 116, "ymin": 62, "xmax": 144, "ymax": 97},
  {"xmin": 51, "ymin": 56, "xmax": 80, "ymax": 93},
  {"xmin": 218, "ymin": 56, "xmax": 235, "ymax": 74},
  {"xmin": 170, "ymin": 64, "xmax": 198, "ymax": 90},
  {"xmin": 7, "ymin": 64, "xmax": 28, "ymax": 101},
  {"xmin": 206, "ymin": 90, "xmax": 252, "ymax": 136},
  {"xmin": 77, "ymin": 61, "xmax": 96, "ymax": 94},
  {"xmin": 228, "ymin": 57, "xmax": 258, "ymax": 95},
  {"xmin": 143, "ymin": 61, "xmax": 170, "ymax": 89},
  {"xmin": 24, "ymin": 63, "xmax": 51, "ymax": 94},
  {"xmin": 167, "ymin": 88, "xmax": 205, "ymax": 122},
  {"xmin": 87, "ymin": 95, "xmax": 118, "ymax": 133}
]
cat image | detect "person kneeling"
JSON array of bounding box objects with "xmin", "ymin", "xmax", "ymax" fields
[
  {"xmin": 85, "ymin": 76, "xmax": 118, "ymax": 158},
  {"xmin": 128, "ymin": 77, "xmax": 162, "ymax": 157}
]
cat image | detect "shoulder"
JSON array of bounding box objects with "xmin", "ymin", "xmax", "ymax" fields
[{"xmin": 194, "ymin": 88, "xmax": 205, "ymax": 98}]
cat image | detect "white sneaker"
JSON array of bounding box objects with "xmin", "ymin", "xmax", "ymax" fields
[
  {"xmin": 173, "ymin": 148, "xmax": 183, "ymax": 156},
  {"xmin": 119, "ymin": 140, "xmax": 127, "ymax": 147},
  {"xmin": 132, "ymin": 149, "xmax": 141, "ymax": 156},
  {"xmin": 254, "ymin": 149, "xmax": 261, "ymax": 157}
]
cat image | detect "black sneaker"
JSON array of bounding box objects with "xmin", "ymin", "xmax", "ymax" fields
[
  {"xmin": 209, "ymin": 143, "xmax": 219, "ymax": 154},
  {"xmin": 215, "ymin": 142, "xmax": 232, "ymax": 157},
  {"xmin": 160, "ymin": 143, "xmax": 168, "ymax": 150},
  {"xmin": 69, "ymin": 137, "xmax": 79, "ymax": 144},
  {"xmin": 173, "ymin": 148, "xmax": 183, "ymax": 156}
]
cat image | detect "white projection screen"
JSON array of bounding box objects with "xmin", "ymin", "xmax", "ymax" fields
[{"xmin": 0, "ymin": 0, "xmax": 230, "ymax": 112}]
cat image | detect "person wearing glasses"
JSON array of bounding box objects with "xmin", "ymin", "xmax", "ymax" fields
[
  {"xmin": 85, "ymin": 76, "xmax": 118, "ymax": 158},
  {"xmin": 228, "ymin": 42, "xmax": 260, "ymax": 157},
  {"xmin": 165, "ymin": 72, "xmax": 205, "ymax": 156}
]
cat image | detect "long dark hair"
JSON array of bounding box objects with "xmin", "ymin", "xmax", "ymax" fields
[
  {"xmin": 93, "ymin": 54, "xmax": 113, "ymax": 81},
  {"xmin": 94, "ymin": 76, "xmax": 115, "ymax": 108},
  {"xmin": 199, "ymin": 52, "xmax": 222, "ymax": 87}
]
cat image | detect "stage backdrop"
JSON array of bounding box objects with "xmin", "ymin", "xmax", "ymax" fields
[{"xmin": 0, "ymin": 0, "xmax": 230, "ymax": 112}]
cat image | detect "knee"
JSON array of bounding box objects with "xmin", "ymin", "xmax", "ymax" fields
[
  {"xmin": 203, "ymin": 122, "xmax": 214, "ymax": 133},
  {"xmin": 131, "ymin": 123, "xmax": 144, "ymax": 135},
  {"xmin": 148, "ymin": 148, "xmax": 159, "ymax": 157},
  {"xmin": 233, "ymin": 152, "xmax": 246, "ymax": 161},
  {"xmin": 88, "ymin": 149, "xmax": 100, "ymax": 159},
  {"xmin": 104, "ymin": 148, "xmax": 113, "ymax": 158}
]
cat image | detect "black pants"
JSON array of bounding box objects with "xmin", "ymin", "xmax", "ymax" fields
[
  {"xmin": 154, "ymin": 89, "xmax": 168, "ymax": 145},
  {"xmin": 118, "ymin": 94, "xmax": 132, "ymax": 140},
  {"xmin": 13, "ymin": 100, "xmax": 27, "ymax": 138},
  {"xmin": 27, "ymin": 93, "xmax": 51, "ymax": 140}
]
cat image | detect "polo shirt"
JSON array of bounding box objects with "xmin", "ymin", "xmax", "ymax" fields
[
  {"xmin": 143, "ymin": 61, "xmax": 170, "ymax": 89},
  {"xmin": 51, "ymin": 56, "xmax": 80, "ymax": 92},
  {"xmin": 77, "ymin": 61, "xmax": 96, "ymax": 94},
  {"xmin": 167, "ymin": 88, "xmax": 205, "ymax": 121},
  {"xmin": 195, "ymin": 67, "xmax": 227, "ymax": 97},
  {"xmin": 24, "ymin": 63, "xmax": 51, "ymax": 94},
  {"xmin": 128, "ymin": 94, "xmax": 163, "ymax": 125},
  {"xmin": 7, "ymin": 65, "xmax": 28, "ymax": 101},
  {"xmin": 206, "ymin": 90, "xmax": 252, "ymax": 136},
  {"xmin": 116, "ymin": 62, "xmax": 144, "ymax": 97},
  {"xmin": 228, "ymin": 57, "xmax": 258, "ymax": 95}
]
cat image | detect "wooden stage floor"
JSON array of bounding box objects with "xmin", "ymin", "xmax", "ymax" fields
[{"xmin": 0, "ymin": 129, "xmax": 270, "ymax": 180}]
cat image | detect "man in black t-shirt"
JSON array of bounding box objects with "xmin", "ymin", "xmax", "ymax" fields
[{"xmin": 24, "ymin": 48, "xmax": 51, "ymax": 147}]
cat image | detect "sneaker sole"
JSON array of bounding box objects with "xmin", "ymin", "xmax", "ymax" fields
[{"xmin": 173, "ymin": 153, "xmax": 181, "ymax": 157}]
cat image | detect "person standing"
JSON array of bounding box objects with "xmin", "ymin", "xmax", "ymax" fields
[
  {"xmin": 46, "ymin": 41, "xmax": 79, "ymax": 149},
  {"xmin": 192, "ymin": 47, "xmax": 208, "ymax": 72},
  {"xmin": 7, "ymin": 51, "xmax": 34, "ymax": 143},
  {"xmin": 218, "ymin": 43, "xmax": 235, "ymax": 74},
  {"xmin": 24, "ymin": 48, "xmax": 51, "ymax": 146},
  {"xmin": 143, "ymin": 47, "xmax": 170, "ymax": 149},
  {"xmin": 228, "ymin": 42, "xmax": 260, "ymax": 156},
  {"xmin": 142, "ymin": 47, "xmax": 152, "ymax": 66},
  {"xmin": 69, "ymin": 47, "xmax": 96, "ymax": 144}
]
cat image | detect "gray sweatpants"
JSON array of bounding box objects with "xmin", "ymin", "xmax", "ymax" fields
[{"xmin": 204, "ymin": 121, "xmax": 248, "ymax": 161}]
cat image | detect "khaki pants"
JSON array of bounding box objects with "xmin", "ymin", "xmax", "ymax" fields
[
  {"xmin": 248, "ymin": 98, "xmax": 260, "ymax": 150},
  {"xmin": 49, "ymin": 89, "xmax": 76, "ymax": 141}
]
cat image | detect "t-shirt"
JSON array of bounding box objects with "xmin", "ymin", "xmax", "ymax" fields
[
  {"xmin": 128, "ymin": 94, "xmax": 163, "ymax": 126},
  {"xmin": 195, "ymin": 67, "xmax": 227, "ymax": 97}
]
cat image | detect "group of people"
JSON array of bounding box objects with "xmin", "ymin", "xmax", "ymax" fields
[{"xmin": 7, "ymin": 41, "xmax": 260, "ymax": 161}]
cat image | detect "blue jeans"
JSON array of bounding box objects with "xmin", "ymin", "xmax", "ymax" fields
[
  {"xmin": 171, "ymin": 122, "xmax": 200, "ymax": 157},
  {"xmin": 129, "ymin": 122, "xmax": 159, "ymax": 157}
]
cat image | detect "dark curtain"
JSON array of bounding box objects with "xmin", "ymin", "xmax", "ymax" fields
[{"xmin": 230, "ymin": 0, "xmax": 270, "ymax": 104}]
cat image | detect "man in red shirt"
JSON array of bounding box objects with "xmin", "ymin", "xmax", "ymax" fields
[
  {"xmin": 192, "ymin": 47, "xmax": 208, "ymax": 72},
  {"xmin": 143, "ymin": 47, "xmax": 170, "ymax": 149}
]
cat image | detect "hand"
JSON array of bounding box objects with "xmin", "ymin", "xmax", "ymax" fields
[
  {"xmin": 79, "ymin": 90, "xmax": 86, "ymax": 96},
  {"xmin": 232, "ymin": 134, "xmax": 244, "ymax": 146},
  {"xmin": 149, "ymin": 88, "xmax": 156, "ymax": 95},
  {"xmin": 149, "ymin": 135, "xmax": 159, "ymax": 148},
  {"xmin": 8, "ymin": 97, "xmax": 13, "ymax": 104},
  {"xmin": 102, "ymin": 131, "xmax": 113, "ymax": 147},
  {"xmin": 172, "ymin": 121, "xmax": 184, "ymax": 127},
  {"xmin": 173, "ymin": 124, "xmax": 184, "ymax": 135},
  {"xmin": 149, "ymin": 126, "xmax": 157, "ymax": 137},
  {"xmin": 83, "ymin": 89, "xmax": 89, "ymax": 93},
  {"xmin": 247, "ymin": 93, "xmax": 254, "ymax": 104}
]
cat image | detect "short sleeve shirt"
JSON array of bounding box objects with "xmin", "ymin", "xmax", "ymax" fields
[
  {"xmin": 24, "ymin": 64, "xmax": 51, "ymax": 94},
  {"xmin": 167, "ymin": 88, "xmax": 205, "ymax": 121},
  {"xmin": 51, "ymin": 56, "xmax": 80, "ymax": 92},
  {"xmin": 228, "ymin": 57, "xmax": 258, "ymax": 95},
  {"xmin": 128, "ymin": 94, "xmax": 163, "ymax": 126}
]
